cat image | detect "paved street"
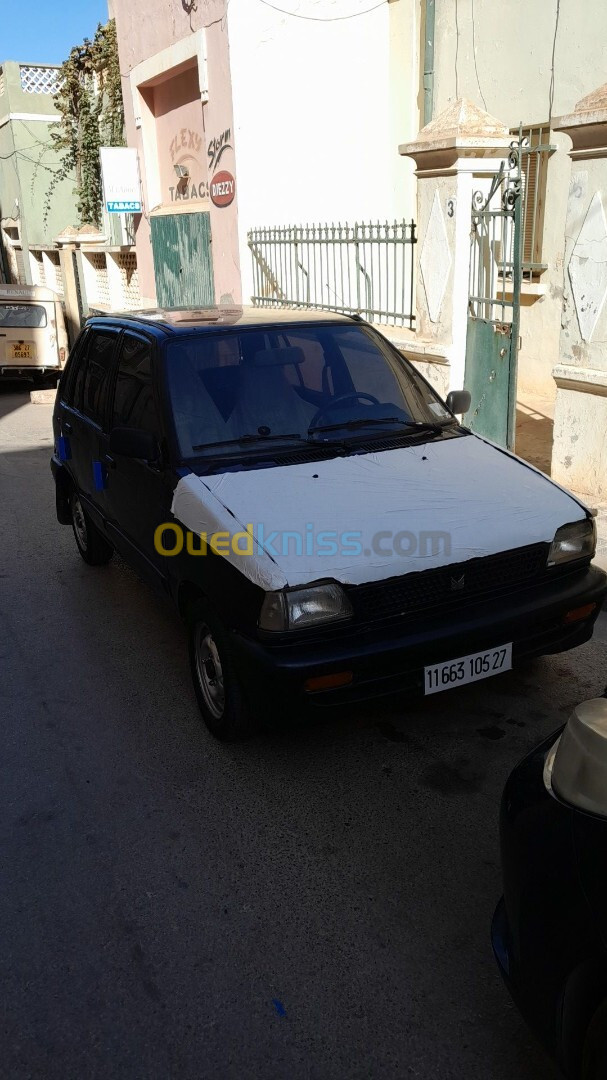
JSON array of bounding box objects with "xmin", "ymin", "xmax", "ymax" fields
[{"xmin": 1, "ymin": 383, "xmax": 605, "ymax": 1080}]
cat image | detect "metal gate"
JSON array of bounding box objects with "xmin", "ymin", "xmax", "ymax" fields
[
  {"xmin": 150, "ymin": 211, "xmax": 214, "ymax": 308},
  {"xmin": 464, "ymin": 136, "xmax": 524, "ymax": 449}
]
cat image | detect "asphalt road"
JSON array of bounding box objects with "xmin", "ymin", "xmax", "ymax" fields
[{"xmin": 1, "ymin": 384, "xmax": 606, "ymax": 1080}]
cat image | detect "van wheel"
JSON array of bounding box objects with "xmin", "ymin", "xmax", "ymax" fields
[
  {"xmin": 188, "ymin": 600, "xmax": 256, "ymax": 741},
  {"xmin": 70, "ymin": 492, "xmax": 113, "ymax": 566},
  {"xmin": 582, "ymin": 999, "xmax": 607, "ymax": 1079}
]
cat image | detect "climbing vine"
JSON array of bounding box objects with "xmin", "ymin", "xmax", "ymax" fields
[{"xmin": 43, "ymin": 19, "xmax": 124, "ymax": 228}]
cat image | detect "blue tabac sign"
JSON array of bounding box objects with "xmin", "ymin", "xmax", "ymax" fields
[
  {"xmin": 106, "ymin": 200, "xmax": 141, "ymax": 212},
  {"xmin": 100, "ymin": 147, "xmax": 142, "ymax": 215}
]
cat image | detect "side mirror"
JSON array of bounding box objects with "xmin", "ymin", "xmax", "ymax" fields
[
  {"xmin": 446, "ymin": 389, "xmax": 472, "ymax": 416},
  {"xmin": 552, "ymin": 698, "xmax": 607, "ymax": 816},
  {"xmin": 109, "ymin": 426, "xmax": 159, "ymax": 462}
]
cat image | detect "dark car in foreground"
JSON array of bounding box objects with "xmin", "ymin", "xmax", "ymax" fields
[
  {"xmin": 50, "ymin": 305, "xmax": 606, "ymax": 739},
  {"xmin": 493, "ymin": 697, "xmax": 607, "ymax": 1079}
]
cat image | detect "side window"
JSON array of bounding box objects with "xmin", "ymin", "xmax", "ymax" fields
[
  {"xmin": 60, "ymin": 329, "xmax": 88, "ymax": 406},
  {"xmin": 75, "ymin": 330, "xmax": 118, "ymax": 426},
  {"xmin": 112, "ymin": 334, "xmax": 160, "ymax": 435},
  {"xmin": 406, "ymin": 364, "xmax": 451, "ymax": 419}
]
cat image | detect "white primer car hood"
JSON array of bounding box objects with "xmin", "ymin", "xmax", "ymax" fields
[{"xmin": 171, "ymin": 433, "xmax": 587, "ymax": 591}]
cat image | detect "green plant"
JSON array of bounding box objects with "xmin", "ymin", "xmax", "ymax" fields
[{"xmin": 43, "ymin": 19, "xmax": 124, "ymax": 228}]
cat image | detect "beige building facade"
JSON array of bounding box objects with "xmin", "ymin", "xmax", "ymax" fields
[{"xmin": 431, "ymin": 0, "xmax": 607, "ymax": 400}]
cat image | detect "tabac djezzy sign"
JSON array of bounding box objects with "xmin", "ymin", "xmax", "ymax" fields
[
  {"xmin": 100, "ymin": 147, "xmax": 142, "ymax": 214},
  {"xmin": 207, "ymin": 127, "xmax": 236, "ymax": 209}
]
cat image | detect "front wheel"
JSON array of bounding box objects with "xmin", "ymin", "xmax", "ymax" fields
[
  {"xmin": 188, "ymin": 600, "xmax": 256, "ymax": 740},
  {"xmin": 70, "ymin": 492, "xmax": 113, "ymax": 566}
]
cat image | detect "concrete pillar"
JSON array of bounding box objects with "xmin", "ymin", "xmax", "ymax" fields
[
  {"xmin": 399, "ymin": 99, "xmax": 512, "ymax": 393},
  {"xmin": 58, "ymin": 244, "xmax": 82, "ymax": 347},
  {"xmin": 552, "ymin": 85, "xmax": 607, "ymax": 502}
]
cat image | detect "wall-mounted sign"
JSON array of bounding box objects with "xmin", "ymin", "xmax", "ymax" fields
[
  {"xmin": 210, "ymin": 170, "xmax": 235, "ymax": 208},
  {"xmin": 208, "ymin": 129, "xmax": 232, "ymax": 172},
  {"xmin": 100, "ymin": 147, "xmax": 142, "ymax": 214}
]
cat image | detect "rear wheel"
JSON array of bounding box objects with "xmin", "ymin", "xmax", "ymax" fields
[
  {"xmin": 188, "ymin": 600, "xmax": 256, "ymax": 740},
  {"xmin": 34, "ymin": 371, "xmax": 58, "ymax": 390},
  {"xmin": 582, "ymin": 999, "xmax": 607, "ymax": 1079},
  {"xmin": 70, "ymin": 492, "xmax": 113, "ymax": 566}
]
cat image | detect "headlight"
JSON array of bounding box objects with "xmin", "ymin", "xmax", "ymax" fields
[
  {"xmin": 259, "ymin": 583, "xmax": 353, "ymax": 631},
  {"xmin": 547, "ymin": 518, "xmax": 596, "ymax": 566}
]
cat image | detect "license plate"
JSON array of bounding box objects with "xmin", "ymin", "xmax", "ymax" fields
[
  {"xmin": 424, "ymin": 643, "xmax": 513, "ymax": 696},
  {"xmin": 9, "ymin": 342, "xmax": 35, "ymax": 360}
]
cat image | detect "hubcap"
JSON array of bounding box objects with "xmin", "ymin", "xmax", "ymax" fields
[
  {"xmin": 72, "ymin": 496, "xmax": 88, "ymax": 551},
  {"xmin": 194, "ymin": 625, "xmax": 225, "ymax": 721}
]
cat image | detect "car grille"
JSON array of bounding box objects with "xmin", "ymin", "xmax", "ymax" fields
[{"xmin": 346, "ymin": 543, "xmax": 552, "ymax": 624}]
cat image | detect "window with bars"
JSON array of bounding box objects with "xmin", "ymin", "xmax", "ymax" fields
[
  {"xmin": 513, "ymin": 124, "xmax": 555, "ymax": 278},
  {"xmin": 84, "ymin": 252, "xmax": 110, "ymax": 307},
  {"xmin": 19, "ymin": 65, "xmax": 61, "ymax": 95},
  {"xmin": 114, "ymin": 252, "xmax": 140, "ymax": 309}
]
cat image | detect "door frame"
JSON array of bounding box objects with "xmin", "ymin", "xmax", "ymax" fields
[{"xmin": 464, "ymin": 133, "xmax": 524, "ymax": 449}]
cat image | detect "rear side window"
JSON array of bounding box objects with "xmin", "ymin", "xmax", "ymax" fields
[
  {"xmin": 60, "ymin": 329, "xmax": 88, "ymax": 405},
  {"xmin": 73, "ymin": 330, "xmax": 118, "ymax": 426},
  {"xmin": 112, "ymin": 334, "xmax": 160, "ymax": 434}
]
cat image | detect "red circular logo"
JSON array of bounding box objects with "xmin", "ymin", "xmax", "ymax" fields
[{"xmin": 210, "ymin": 170, "xmax": 235, "ymax": 208}]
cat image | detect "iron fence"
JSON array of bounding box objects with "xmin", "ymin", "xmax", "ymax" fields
[
  {"xmin": 518, "ymin": 126, "xmax": 554, "ymax": 278},
  {"xmin": 248, "ymin": 220, "xmax": 416, "ymax": 328}
]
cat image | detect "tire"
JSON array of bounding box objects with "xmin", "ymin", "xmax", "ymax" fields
[
  {"xmin": 70, "ymin": 491, "xmax": 113, "ymax": 566},
  {"xmin": 582, "ymin": 999, "xmax": 607, "ymax": 1080},
  {"xmin": 34, "ymin": 372, "xmax": 58, "ymax": 390},
  {"xmin": 188, "ymin": 599, "xmax": 257, "ymax": 741}
]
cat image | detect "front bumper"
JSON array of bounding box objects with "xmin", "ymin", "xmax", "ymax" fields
[{"xmin": 231, "ymin": 564, "xmax": 606, "ymax": 709}]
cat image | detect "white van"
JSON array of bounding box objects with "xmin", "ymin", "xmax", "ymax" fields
[{"xmin": 0, "ymin": 284, "xmax": 69, "ymax": 382}]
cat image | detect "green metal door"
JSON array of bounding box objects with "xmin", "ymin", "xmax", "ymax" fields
[
  {"xmin": 464, "ymin": 319, "xmax": 513, "ymax": 446},
  {"xmin": 463, "ymin": 136, "xmax": 523, "ymax": 449},
  {"xmin": 150, "ymin": 211, "xmax": 213, "ymax": 308}
]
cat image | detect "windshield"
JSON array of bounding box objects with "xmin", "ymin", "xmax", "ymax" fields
[
  {"xmin": 165, "ymin": 324, "xmax": 452, "ymax": 458},
  {"xmin": 0, "ymin": 303, "xmax": 47, "ymax": 328}
]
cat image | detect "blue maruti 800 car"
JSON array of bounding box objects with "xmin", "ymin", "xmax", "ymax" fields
[{"xmin": 51, "ymin": 307, "xmax": 606, "ymax": 738}]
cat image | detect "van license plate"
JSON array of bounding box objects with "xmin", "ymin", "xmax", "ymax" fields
[
  {"xmin": 424, "ymin": 643, "xmax": 512, "ymax": 695},
  {"xmin": 10, "ymin": 342, "xmax": 35, "ymax": 360}
]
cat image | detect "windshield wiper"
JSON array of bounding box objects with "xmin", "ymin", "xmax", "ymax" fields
[
  {"xmin": 309, "ymin": 416, "xmax": 403, "ymax": 436},
  {"xmin": 192, "ymin": 432, "xmax": 308, "ymax": 452},
  {"xmin": 308, "ymin": 417, "xmax": 449, "ymax": 437}
]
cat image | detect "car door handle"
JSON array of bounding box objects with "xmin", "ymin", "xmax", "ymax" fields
[
  {"xmin": 104, "ymin": 454, "xmax": 116, "ymax": 469},
  {"xmin": 63, "ymin": 421, "xmax": 73, "ymax": 434}
]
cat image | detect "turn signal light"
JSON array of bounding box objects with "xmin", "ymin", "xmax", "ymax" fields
[
  {"xmin": 563, "ymin": 603, "xmax": 597, "ymax": 624},
  {"xmin": 304, "ymin": 671, "xmax": 353, "ymax": 693}
]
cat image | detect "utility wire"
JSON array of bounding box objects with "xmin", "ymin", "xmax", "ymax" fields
[
  {"xmin": 548, "ymin": 0, "xmax": 561, "ymax": 127},
  {"xmin": 470, "ymin": 0, "xmax": 487, "ymax": 110},
  {"xmin": 454, "ymin": 0, "xmax": 460, "ymax": 98},
  {"xmin": 257, "ymin": 0, "xmax": 386, "ymax": 21}
]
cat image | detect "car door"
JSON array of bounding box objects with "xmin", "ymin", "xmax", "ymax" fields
[
  {"xmin": 104, "ymin": 331, "xmax": 175, "ymax": 588},
  {"xmin": 59, "ymin": 325, "xmax": 121, "ymax": 530}
]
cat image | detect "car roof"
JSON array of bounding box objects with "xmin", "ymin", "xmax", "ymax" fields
[{"xmin": 84, "ymin": 304, "xmax": 362, "ymax": 337}]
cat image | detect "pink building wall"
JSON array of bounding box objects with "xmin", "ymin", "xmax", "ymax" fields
[{"xmin": 112, "ymin": 0, "xmax": 241, "ymax": 306}]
